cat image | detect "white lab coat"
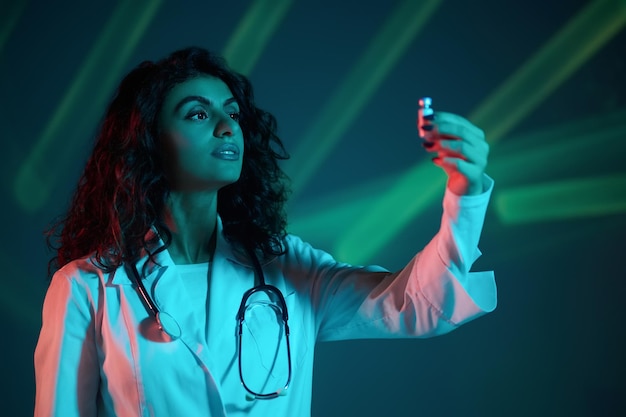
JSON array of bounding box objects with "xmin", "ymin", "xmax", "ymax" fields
[{"xmin": 34, "ymin": 178, "xmax": 497, "ymax": 416}]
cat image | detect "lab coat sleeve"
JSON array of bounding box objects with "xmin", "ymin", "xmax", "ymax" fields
[
  {"xmin": 34, "ymin": 267, "xmax": 100, "ymax": 417},
  {"xmin": 310, "ymin": 175, "xmax": 497, "ymax": 341}
]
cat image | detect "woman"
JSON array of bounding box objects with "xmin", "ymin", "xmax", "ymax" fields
[{"xmin": 34, "ymin": 46, "xmax": 496, "ymax": 416}]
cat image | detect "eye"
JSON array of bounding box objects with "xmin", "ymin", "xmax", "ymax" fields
[
  {"xmin": 187, "ymin": 110, "xmax": 209, "ymax": 121},
  {"xmin": 229, "ymin": 112, "xmax": 241, "ymax": 122}
]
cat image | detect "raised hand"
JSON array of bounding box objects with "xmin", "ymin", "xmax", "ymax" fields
[{"xmin": 420, "ymin": 111, "xmax": 489, "ymax": 196}]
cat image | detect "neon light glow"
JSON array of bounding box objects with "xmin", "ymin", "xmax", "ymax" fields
[
  {"xmin": 332, "ymin": 0, "xmax": 626, "ymax": 264},
  {"xmin": 13, "ymin": 1, "xmax": 162, "ymax": 212},
  {"xmin": 222, "ymin": 0, "xmax": 294, "ymax": 75},
  {"xmin": 0, "ymin": 0, "xmax": 28, "ymax": 55},
  {"xmin": 495, "ymin": 174, "xmax": 626, "ymax": 224},
  {"xmin": 284, "ymin": 0, "xmax": 443, "ymax": 196}
]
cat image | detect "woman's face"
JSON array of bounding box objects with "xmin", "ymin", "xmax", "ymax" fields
[{"xmin": 158, "ymin": 75, "xmax": 244, "ymax": 191}]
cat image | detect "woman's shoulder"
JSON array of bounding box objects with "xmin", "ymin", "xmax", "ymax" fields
[
  {"xmin": 51, "ymin": 254, "xmax": 112, "ymax": 287},
  {"xmin": 280, "ymin": 233, "xmax": 336, "ymax": 265}
]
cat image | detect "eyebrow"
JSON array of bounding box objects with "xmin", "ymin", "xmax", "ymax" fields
[{"xmin": 173, "ymin": 95, "xmax": 238, "ymax": 113}]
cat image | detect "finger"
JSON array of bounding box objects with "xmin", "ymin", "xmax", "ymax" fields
[
  {"xmin": 440, "ymin": 139, "xmax": 489, "ymax": 167},
  {"xmin": 432, "ymin": 156, "xmax": 484, "ymax": 180},
  {"xmin": 424, "ymin": 139, "xmax": 489, "ymax": 167},
  {"xmin": 426, "ymin": 112, "xmax": 485, "ymax": 145}
]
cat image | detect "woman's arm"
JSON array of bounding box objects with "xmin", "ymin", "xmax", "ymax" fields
[
  {"xmin": 306, "ymin": 111, "xmax": 496, "ymax": 340},
  {"xmin": 304, "ymin": 175, "xmax": 496, "ymax": 341}
]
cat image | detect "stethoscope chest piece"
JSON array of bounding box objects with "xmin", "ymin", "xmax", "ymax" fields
[{"xmin": 156, "ymin": 311, "xmax": 182, "ymax": 340}]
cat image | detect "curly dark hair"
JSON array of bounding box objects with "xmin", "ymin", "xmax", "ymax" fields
[{"xmin": 46, "ymin": 46, "xmax": 290, "ymax": 276}]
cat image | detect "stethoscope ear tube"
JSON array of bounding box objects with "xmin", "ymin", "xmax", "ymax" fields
[{"xmin": 126, "ymin": 262, "xmax": 182, "ymax": 340}]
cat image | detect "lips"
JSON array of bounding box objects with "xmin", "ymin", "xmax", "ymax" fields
[{"xmin": 211, "ymin": 143, "xmax": 240, "ymax": 161}]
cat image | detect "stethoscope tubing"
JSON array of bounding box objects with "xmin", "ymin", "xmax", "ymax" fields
[
  {"xmin": 127, "ymin": 262, "xmax": 182, "ymax": 339},
  {"xmin": 126, "ymin": 243, "xmax": 292, "ymax": 398}
]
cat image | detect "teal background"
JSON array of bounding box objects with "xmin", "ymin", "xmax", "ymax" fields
[{"xmin": 1, "ymin": 1, "xmax": 625, "ymax": 416}]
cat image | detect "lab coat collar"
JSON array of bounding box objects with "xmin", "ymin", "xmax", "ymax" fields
[{"xmin": 110, "ymin": 215, "xmax": 255, "ymax": 286}]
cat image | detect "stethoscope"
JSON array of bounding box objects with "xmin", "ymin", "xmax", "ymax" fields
[
  {"xmin": 128, "ymin": 260, "xmax": 183, "ymax": 339},
  {"xmin": 127, "ymin": 245, "xmax": 292, "ymax": 400}
]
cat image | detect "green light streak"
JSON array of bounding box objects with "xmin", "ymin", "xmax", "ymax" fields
[
  {"xmin": 334, "ymin": 163, "xmax": 446, "ymax": 264},
  {"xmin": 293, "ymin": 108, "xmax": 626, "ymax": 259},
  {"xmin": 0, "ymin": 0, "xmax": 28, "ymax": 56},
  {"xmin": 335, "ymin": 0, "xmax": 626, "ymax": 264},
  {"xmin": 284, "ymin": 0, "xmax": 442, "ymax": 195},
  {"xmin": 13, "ymin": 1, "xmax": 162, "ymax": 213},
  {"xmin": 290, "ymin": 195, "xmax": 378, "ymax": 254},
  {"xmin": 488, "ymin": 108, "xmax": 626, "ymax": 184},
  {"xmin": 495, "ymin": 174, "xmax": 626, "ymax": 224},
  {"xmin": 291, "ymin": 164, "xmax": 445, "ymax": 265},
  {"xmin": 288, "ymin": 172, "xmax": 395, "ymax": 249},
  {"xmin": 222, "ymin": 0, "xmax": 293, "ymax": 75},
  {"xmin": 488, "ymin": 211, "xmax": 622, "ymax": 266},
  {"xmin": 470, "ymin": 0, "xmax": 626, "ymax": 144}
]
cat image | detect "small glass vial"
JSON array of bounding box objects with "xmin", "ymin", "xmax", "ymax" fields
[{"xmin": 417, "ymin": 97, "xmax": 433, "ymax": 139}]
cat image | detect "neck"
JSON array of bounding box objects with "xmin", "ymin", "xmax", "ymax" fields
[{"xmin": 163, "ymin": 190, "xmax": 218, "ymax": 264}]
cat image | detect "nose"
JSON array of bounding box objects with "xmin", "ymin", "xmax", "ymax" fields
[{"xmin": 214, "ymin": 114, "xmax": 236, "ymax": 138}]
